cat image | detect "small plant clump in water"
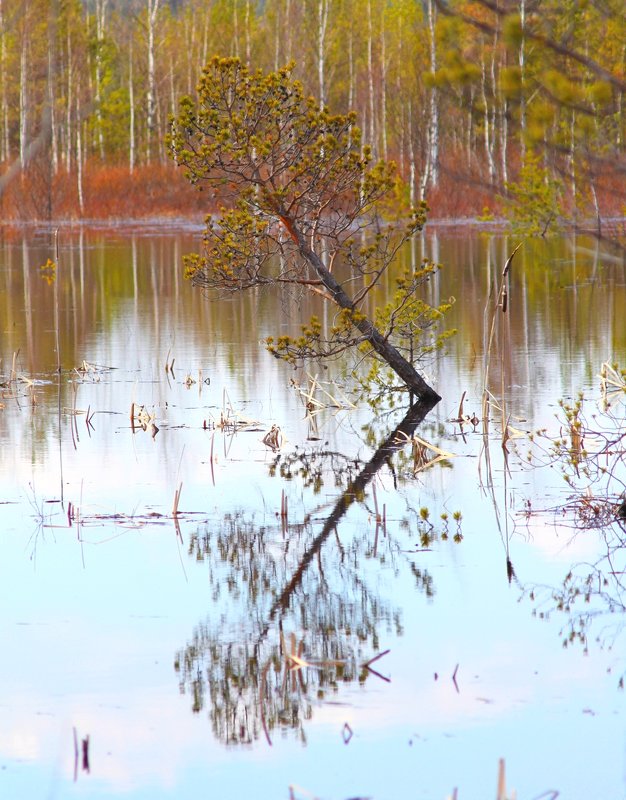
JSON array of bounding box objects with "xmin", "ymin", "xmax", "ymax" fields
[{"xmin": 520, "ymin": 362, "xmax": 626, "ymax": 685}]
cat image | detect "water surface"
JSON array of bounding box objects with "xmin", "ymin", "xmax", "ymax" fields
[{"xmin": 1, "ymin": 226, "xmax": 625, "ymax": 799}]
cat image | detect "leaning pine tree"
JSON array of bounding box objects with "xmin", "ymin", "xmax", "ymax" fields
[{"xmin": 168, "ymin": 57, "xmax": 451, "ymax": 403}]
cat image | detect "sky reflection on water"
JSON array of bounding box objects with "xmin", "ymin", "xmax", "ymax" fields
[{"xmin": 1, "ymin": 228, "xmax": 625, "ymax": 799}]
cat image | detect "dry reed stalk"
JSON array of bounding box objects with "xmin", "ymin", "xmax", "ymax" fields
[
  {"xmin": 372, "ymin": 480, "xmax": 381, "ymax": 523},
  {"xmin": 457, "ymin": 390, "xmax": 466, "ymax": 421},
  {"xmin": 482, "ymin": 243, "xmax": 522, "ymax": 419},
  {"xmin": 209, "ymin": 431, "xmax": 216, "ymax": 485},
  {"xmin": 497, "ymin": 758, "xmax": 507, "ymax": 800},
  {"xmin": 259, "ymin": 659, "xmax": 273, "ymax": 746},
  {"xmin": 280, "ymin": 489, "xmax": 288, "ymax": 519},
  {"xmin": 172, "ymin": 482, "xmax": 183, "ymax": 516}
]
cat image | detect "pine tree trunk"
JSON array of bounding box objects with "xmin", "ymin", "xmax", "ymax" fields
[{"xmin": 281, "ymin": 209, "xmax": 440, "ymax": 402}]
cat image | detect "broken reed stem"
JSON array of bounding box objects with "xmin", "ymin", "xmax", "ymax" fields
[
  {"xmin": 372, "ymin": 480, "xmax": 380, "ymax": 523},
  {"xmin": 173, "ymin": 482, "xmax": 183, "ymax": 516},
  {"xmin": 457, "ymin": 389, "xmax": 466, "ymax": 422},
  {"xmin": 210, "ymin": 431, "xmax": 216, "ymax": 486},
  {"xmin": 73, "ymin": 726, "xmax": 79, "ymax": 782},
  {"xmin": 497, "ymin": 758, "xmax": 506, "ymax": 800},
  {"xmin": 362, "ymin": 648, "xmax": 390, "ymax": 668}
]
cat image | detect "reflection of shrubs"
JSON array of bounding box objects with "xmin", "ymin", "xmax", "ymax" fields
[
  {"xmin": 520, "ymin": 362, "xmax": 626, "ymax": 684},
  {"xmin": 522, "ymin": 365, "xmax": 626, "ymax": 526}
]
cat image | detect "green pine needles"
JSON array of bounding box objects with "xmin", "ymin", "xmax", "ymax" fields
[{"xmin": 168, "ymin": 57, "xmax": 452, "ymax": 402}]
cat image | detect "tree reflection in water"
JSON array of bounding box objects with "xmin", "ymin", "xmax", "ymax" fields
[{"xmin": 174, "ymin": 399, "xmax": 457, "ymax": 745}]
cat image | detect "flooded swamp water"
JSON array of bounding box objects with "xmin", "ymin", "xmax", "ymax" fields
[{"xmin": 0, "ymin": 225, "xmax": 625, "ymax": 800}]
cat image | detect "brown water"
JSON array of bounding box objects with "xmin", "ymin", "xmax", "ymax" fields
[{"xmin": 1, "ymin": 224, "xmax": 625, "ymax": 799}]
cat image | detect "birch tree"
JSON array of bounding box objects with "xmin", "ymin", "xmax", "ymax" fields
[{"xmin": 145, "ymin": 0, "xmax": 159, "ymax": 162}]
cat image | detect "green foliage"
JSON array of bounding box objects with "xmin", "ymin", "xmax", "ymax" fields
[
  {"xmin": 169, "ymin": 57, "xmax": 449, "ymax": 392},
  {"xmin": 503, "ymin": 151, "xmax": 563, "ymax": 235}
]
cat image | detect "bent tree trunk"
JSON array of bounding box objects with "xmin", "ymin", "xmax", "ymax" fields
[
  {"xmin": 280, "ymin": 209, "xmax": 441, "ymax": 403},
  {"xmin": 263, "ymin": 397, "xmax": 438, "ymax": 631}
]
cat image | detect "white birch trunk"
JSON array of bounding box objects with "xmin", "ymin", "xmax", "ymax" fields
[
  {"xmin": 0, "ymin": 0, "xmax": 8, "ymax": 162},
  {"xmin": 366, "ymin": 0, "xmax": 376, "ymax": 152},
  {"xmin": 244, "ymin": 0, "xmax": 251, "ymax": 65},
  {"xmin": 500, "ymin": 96, "xmax": 508, "ymax": 185},
  {"xmin": 146, "ymin": 0, "xmax": 159, "ymax": 162},
  {"xmin": 232, "ymin": 1, "xmax": 239, "ymax": 58},
  {"xmin": 65, "ymin": 23, "xmax": 73, "ymax": 170},
  {"xmin": 519, "ymin": 0, "xmax": 526, "ymax": 164},
  {"xmin": 95, "ymin": 0, "xmax": 107, "ymax": 160},
  {"xmin": 348, "ymin": 27, "xmax": 354, "ymax": 110},
  {"xmin": 76, "ymin": 92, "xmax": 84, "ymax": 213},
  {"xmin": 19, "ymin": 38, "xmax": 27, "ymax": 169},
  {"xmin": 380, "ymin": 8, "xmax": 387, "ymax": 160},
  {"xmin": 426, "ymin": 0, "xmax": 438, "ymax": 187},
  {"xmin": 201, "ymin": 10, "xmax": 209, "ymax": 67},
  {"xmin": 129, "ymin": 39, "xmax": 135, "ymax": 173},
  {"xmin": 408, "ymin": 100, "xmax": 415, "ymax": 207},
  {"xmin": 273, "ymin": 2, "xmax": 280, "ymax": 70},
  {"xmin": 285, "ymin": 0, "xmax": 293, "ymax": 62},
  {"xmin": 481, "ymin": 58, "xmax": 495, "ymax": 183},
  {"xmin": 317, "ymin": 0, "xmax": 329, "ymax": 108},
  {"xmin": 48, "ymin": 43, "xmax": 59, "ymax": 175}
]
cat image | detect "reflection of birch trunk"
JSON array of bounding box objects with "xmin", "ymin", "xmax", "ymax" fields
[{"xmin": 265, "ymin": 399, "xmax": 438, "ymax": 624}]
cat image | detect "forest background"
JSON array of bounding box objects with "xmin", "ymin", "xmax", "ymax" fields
[{"xmin": 1, "ymin": 0, "xmax": 624, "ymax": 233}]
